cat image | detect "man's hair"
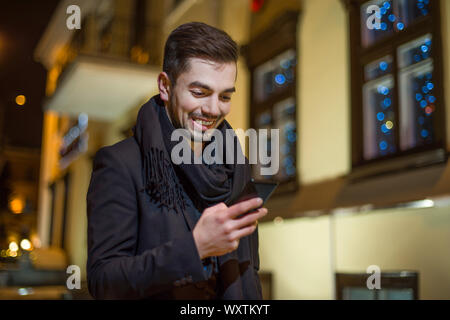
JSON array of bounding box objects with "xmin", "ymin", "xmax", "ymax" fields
[{"xmin": 163, "ymin": 22, "xmax": 238, "ymax": 85}]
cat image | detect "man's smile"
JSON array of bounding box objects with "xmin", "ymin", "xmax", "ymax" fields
[{"xmin": 191, "ymin": 116, "xmax": 217, "ymax": 131}]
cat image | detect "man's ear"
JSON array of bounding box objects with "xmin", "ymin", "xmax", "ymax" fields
[{"xmin": 158, "ymin": 72, "xmax": 171, "ymax": 102}]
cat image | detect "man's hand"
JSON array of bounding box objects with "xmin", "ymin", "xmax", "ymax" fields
[{"xmin": 192, "ymin": 197, "xmax": 268, "ymax": 260}]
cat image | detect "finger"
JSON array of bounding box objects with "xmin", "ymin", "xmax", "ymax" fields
[
  {"xmin": 229, "ymin": 223, "xmax": 257, "ymax": 242},
  {"xmin": 209, "ymin": 202, "xmax": 228, "ymax": 212},
  {"xmin": 227, "ymin": 197, "xmax": 263, "ymax": 219},
  {"xmin": 232, "ymin": 208, "xmax": 267, "ymax": 229}
]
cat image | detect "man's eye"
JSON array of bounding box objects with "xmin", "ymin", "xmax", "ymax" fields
[
  {"xmin": 221, "ymin": 96, "xmax": 231, "ymax": 101},
  {"xmin": 191, "ymin": 91, "xmax": 204, "ymax": 97}
]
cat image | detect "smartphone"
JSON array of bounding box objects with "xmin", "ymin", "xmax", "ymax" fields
[{"xmin": 230, "ymin": 178, "xmax": 278, "ymax": 217}]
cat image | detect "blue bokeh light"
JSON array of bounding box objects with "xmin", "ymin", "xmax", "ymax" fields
[
  {"xmin": 428, "ymin": 95, "xmax": 436, "ymax": 103},
  {"xmin": 275, "ymin": 74, "xmax": 286, "ymax": 85},
  {"xmin": 379, "ymin": 61, "xmax": 388, "ymax": 71},
  {"xmin": 287, "ymin": 132, "xmax": 297, "ymax": 143},
  {"xmin": 421, "ymin": 129, "xmax": 429, "ymax": 138},
  {"xmin": 420, "ymin": 100, "xmax": 428, "ymax": 108},
  {"xmin": 379, "ymin": 141, "xmax": 388, "ymax": 150},
  {"xmin": 377, "ymin": 112, "xmax": 385, "ymax": 121},
  {"xmin": 283, "ymin": 156, "xmax": 294, "ymax": 167},
  {"xmin": 378, "ymin": 86, "xmax": 389, "ymax": 95}
]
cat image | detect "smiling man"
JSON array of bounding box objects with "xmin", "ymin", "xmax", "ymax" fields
[
  {"xmin": 162, "ymin": 58, "xmax": 236, "ymax": 142},
  {"xmin": 86, "ymin": 22, "xmax": 267, "ymax": 300}
]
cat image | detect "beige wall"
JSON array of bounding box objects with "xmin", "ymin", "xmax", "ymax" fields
[
  {"xmin": 220, "ymin": 0, "xmax": 251, "ymax": 137},
  {"xmin": 334, "ymin": 206, "xmax": 450, "ymax": 299},
  {"xmin": 259, "ymin": 216, "xmax": 334, "ymax": 299},
  {"xmin": 298, "ymin": 0, "xmax": 350, "ymax": 184},
  {"xmin": 65, "ymin": 155, "xmax": 91, "ymax": 280},
  {"xmin": 260, "ymin": 204, "xmax": 450, "ymax": 300}
]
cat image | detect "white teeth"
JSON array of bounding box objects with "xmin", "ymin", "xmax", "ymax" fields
[{"xmin": 194, "ymin": 119, "xmax": 214, "ymax": 126}]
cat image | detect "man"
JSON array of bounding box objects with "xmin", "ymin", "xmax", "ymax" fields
[{"xmin": 87, "ymin": 22, "xmax": 267, "ymax": 300}]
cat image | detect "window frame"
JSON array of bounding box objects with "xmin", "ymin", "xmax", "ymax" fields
[
  {"xmin": 347, "ymin": 0, "xmax": 447, "ymax": 175},
  {"xmin": 335, "ymin": 271, "xmax": 419, "ymax": 300},
  {"xmin": 242, "ymin": 10, "xmax": 300, "ymax": 195}
]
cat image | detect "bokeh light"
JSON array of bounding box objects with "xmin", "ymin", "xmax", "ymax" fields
[
  {"xmin": 9, "ymin": 241, "xmax": 19, "ymax": 252},
  {"xmin": 9, "ymin": 196, "xmax": 24, "ymax": 214},
  {"xmin": 15, "ymin": 94, "xmax": 26, "ymax": 106},
  {"xmin": 20, "ymin": 239, "xmax": 32, "ymax": 251}
]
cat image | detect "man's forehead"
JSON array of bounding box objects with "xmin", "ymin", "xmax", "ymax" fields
[
  {"xmin": 178, "ymin": 57, "xmax": 237, "ymax": 89},
  {"xmin": 187, "ymin": 57, "xmax": 234, "ymax": 70}
]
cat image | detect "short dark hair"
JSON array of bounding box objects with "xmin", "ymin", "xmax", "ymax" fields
[{"xmin": 163, "ymin": 22, "xmax": 238, "ymax": 84}]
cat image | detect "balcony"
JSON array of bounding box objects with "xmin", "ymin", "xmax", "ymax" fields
[
  {"xmin": 43, "ymin": 54, "xmax": 159, "ymax": 121},
  {"xmin": 34, "ymin": 0, "xmax": 163, "ymax": 121}
]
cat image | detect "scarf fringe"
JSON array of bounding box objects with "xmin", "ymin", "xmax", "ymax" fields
[{"xmin": 144, "ymin": 147, "xmax": 186, "ymax": 215}]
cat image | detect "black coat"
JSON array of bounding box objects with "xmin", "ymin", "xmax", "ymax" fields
[{"xmin": 86, "ymin": 136, "xmax": 262, "ymax": 299}]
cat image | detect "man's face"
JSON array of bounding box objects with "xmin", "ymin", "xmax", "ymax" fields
[{"xmin": 164, "ymin": 58, "xmax": 237, "ymax": 142}]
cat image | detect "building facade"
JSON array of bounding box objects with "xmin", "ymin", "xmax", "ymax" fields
[{"xmin": 34, "ymin": 0, "xmax": 450, "ymax": 299}]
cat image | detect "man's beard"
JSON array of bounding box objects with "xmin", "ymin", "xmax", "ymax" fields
[
  {"xmin": 166, "ymin": 97, "xmax": 203, "ymax": 143},
  {"xmin": 166, "ymin": 95, "xmax": 218, "ymax": 143}
]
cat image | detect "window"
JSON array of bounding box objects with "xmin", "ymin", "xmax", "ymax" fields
[
  {"xmin": 347, "ymin": 0, "xmax": 445, "ymax": 173},
  {"xmin": 243, "ymin": 11, "xmax": 299, "ymax": 194},
  {"xmin": 252, "ymin": 50, "xmax": 297, "ymax": 183},
  {"xmin": 336, "ymin": 271, "xmax": 419, "ymax": 300}
]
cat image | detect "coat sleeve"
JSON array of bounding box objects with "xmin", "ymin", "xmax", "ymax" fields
[{"xmin": 86, "ymin": 146, "xmax": 208, "ymax": 299}]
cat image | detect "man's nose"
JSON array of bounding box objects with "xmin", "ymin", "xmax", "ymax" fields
[{"xmin": 202, "ymin": 96, "xmax": 221, "ymax": 118}]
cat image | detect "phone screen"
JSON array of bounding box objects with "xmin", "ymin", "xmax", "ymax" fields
[{"xmin": 230, "ymin": 178, "xmax": 278, "ymax": 207}]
